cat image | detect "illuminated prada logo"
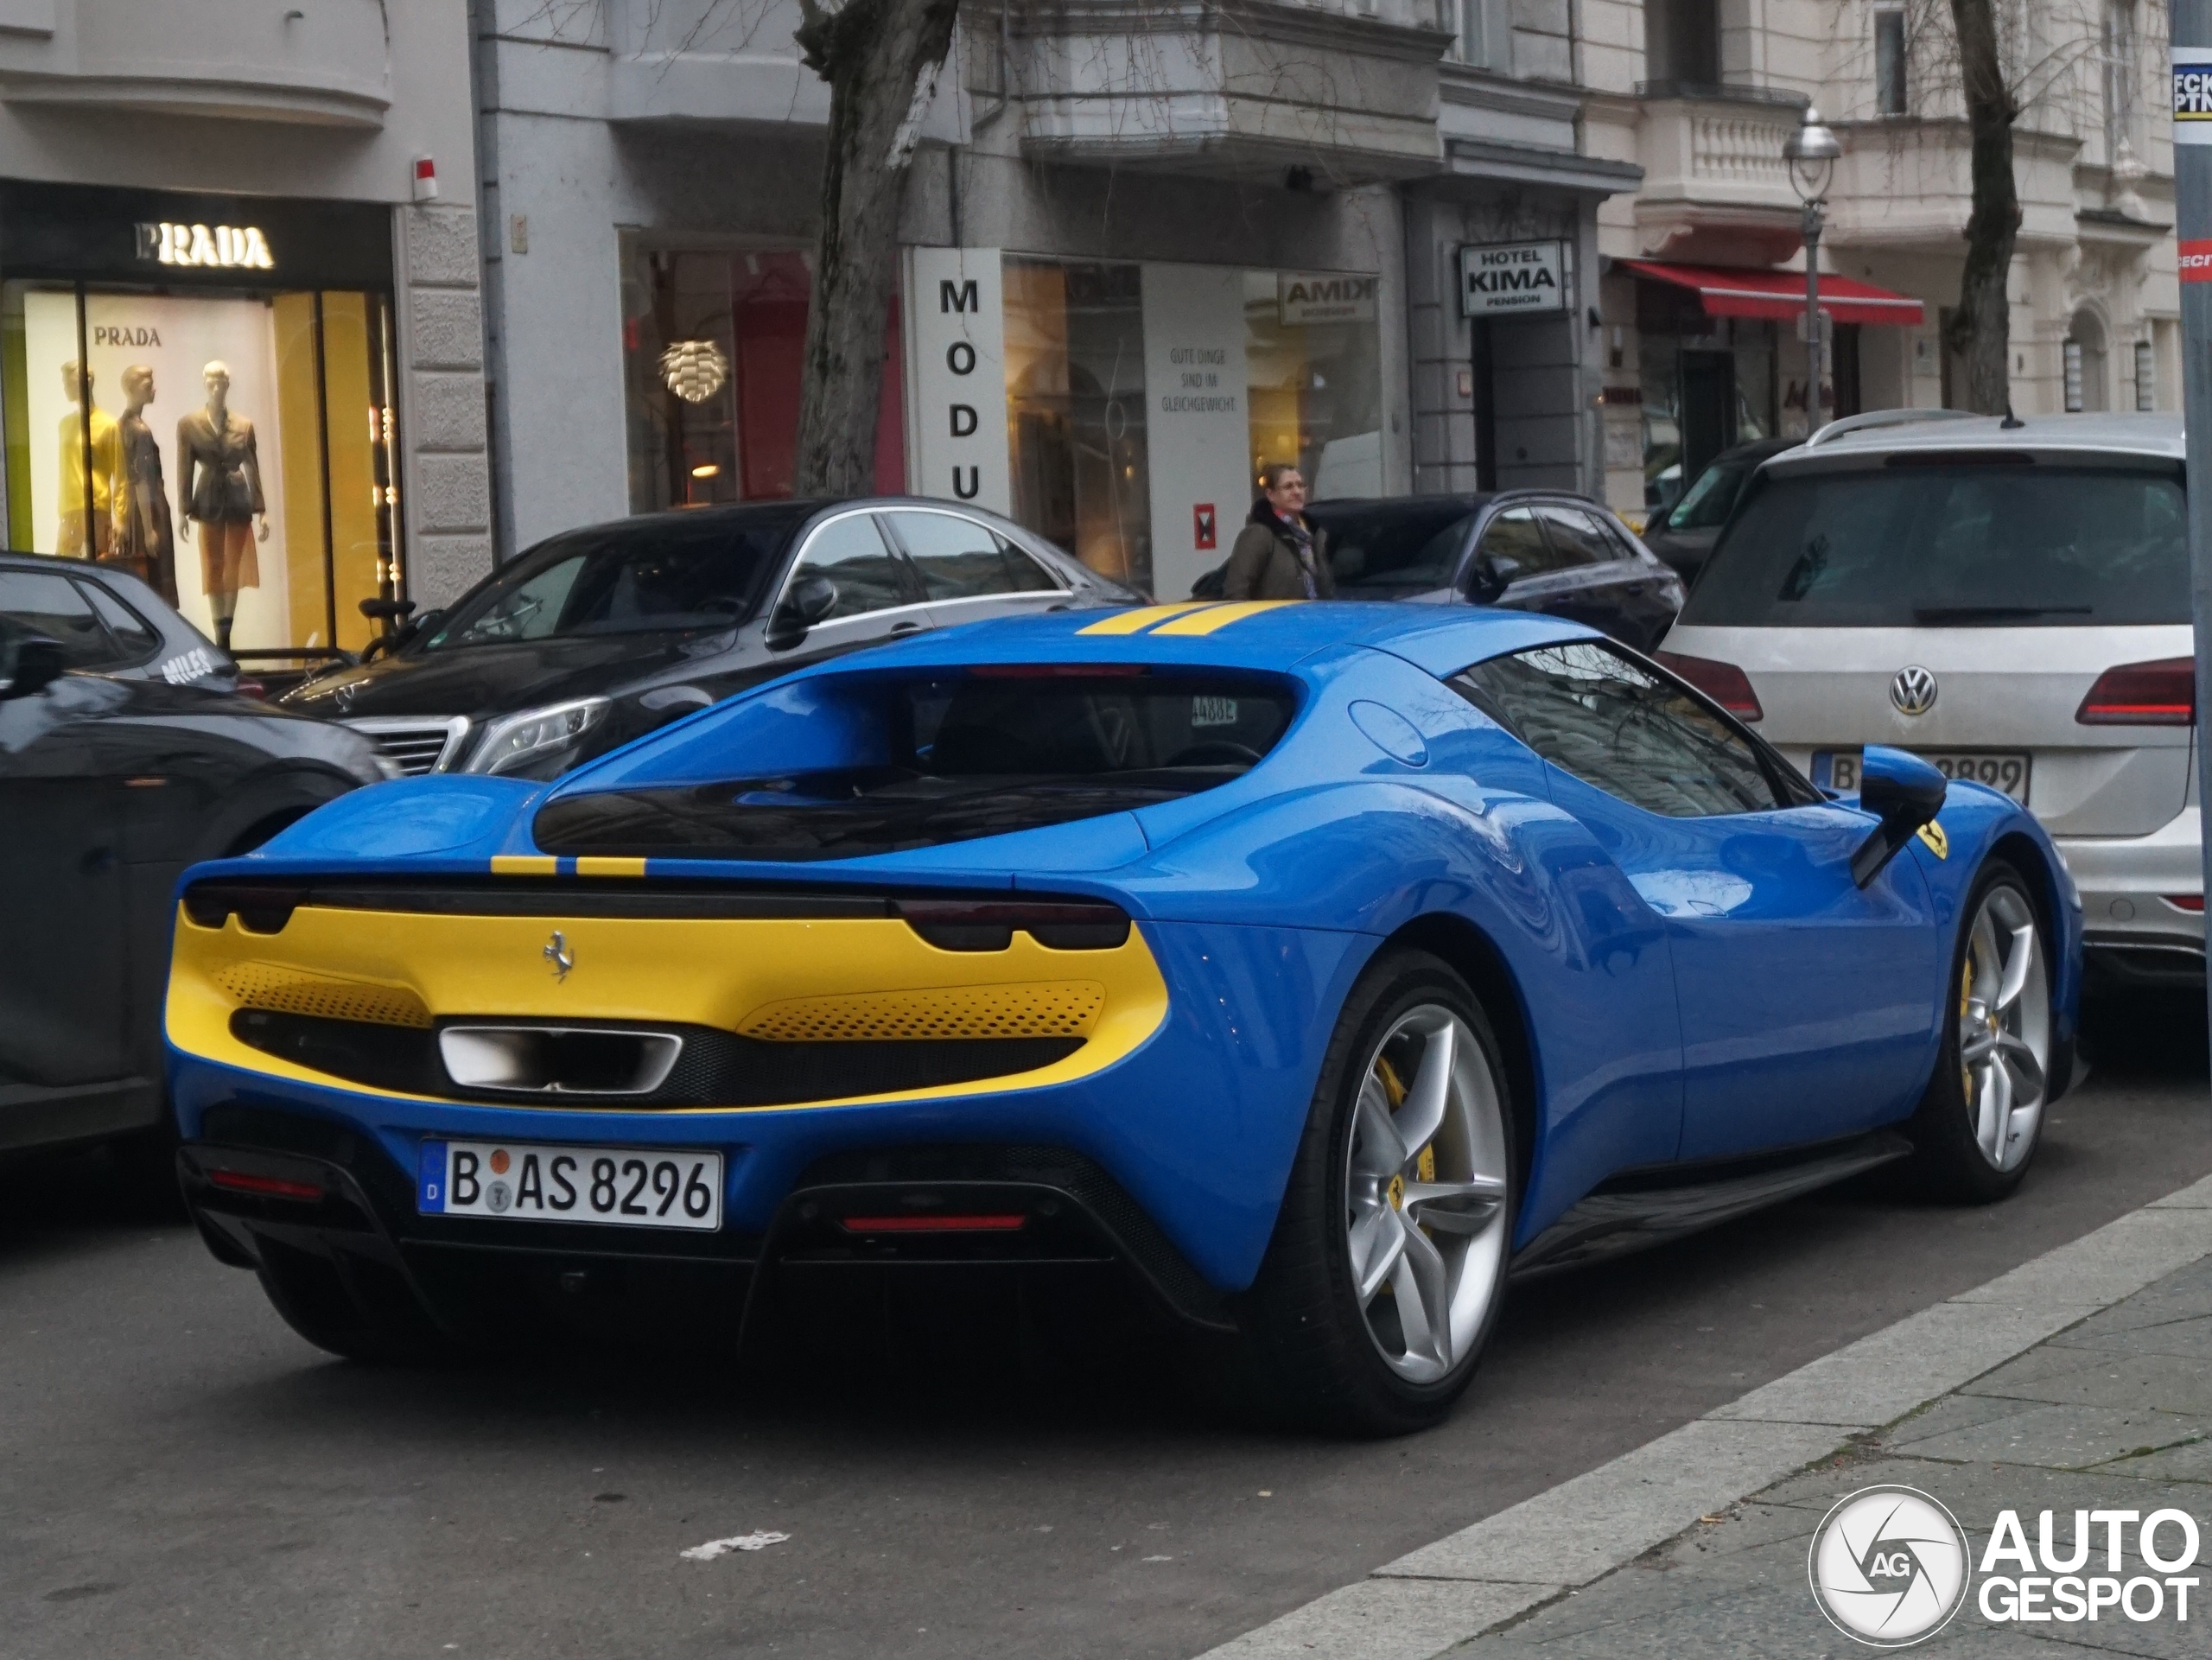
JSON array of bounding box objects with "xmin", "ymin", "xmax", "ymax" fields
[{"xmin": 133, "ymin": 221, "xmax": 274, "ymax": 270}]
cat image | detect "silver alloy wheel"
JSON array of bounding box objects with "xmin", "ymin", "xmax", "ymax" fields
[
  {"xmin": 1960, "ymin": 884, "xmax": 2051, "ymax": 1173},
  {"xmin": 1343, "ymin": 1005, "xmax": 1510, "ymax": 1384}
]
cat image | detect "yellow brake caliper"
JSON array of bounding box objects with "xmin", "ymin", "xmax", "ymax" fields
[{"xmin": 1376, "ymin": 1056, "xmax": 1436, "ymax": 1193}]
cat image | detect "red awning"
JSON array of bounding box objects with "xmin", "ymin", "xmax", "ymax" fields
[{"xmin": 1618, "ymin": 260, "xmax": 1925, "ymax": 328}]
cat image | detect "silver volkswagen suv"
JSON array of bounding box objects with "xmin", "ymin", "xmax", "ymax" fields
[{"xmin": 1659, "ymin": 410, "xmax": 2197, "ymax": 986}]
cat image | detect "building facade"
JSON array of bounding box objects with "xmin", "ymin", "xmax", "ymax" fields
[
  {"xmin": 0, "ymin": 1, "xmax": 491, "ymax": 656},
  {"xmin": 470, "ymin": 0, "xmax": 1640, "ymax": 602},
  {"xmin": 1581, "ymin": 0, "xmax": 2178, "ymax": 522}
]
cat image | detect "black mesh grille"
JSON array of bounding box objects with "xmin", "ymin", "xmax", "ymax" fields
[{"xmin": 227, "ymin": 1008, "xmax": 1080, "ymax": 1108}]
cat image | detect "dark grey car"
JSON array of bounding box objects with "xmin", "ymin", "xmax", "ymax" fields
[
  {"xmin": 283, "ymin": 499, "xmax": 1139, "ymax": 779},
  {"xmin": 1641, "ymin": 437, "xmax": 1799, "ymax": 582},
  {"xmin": 0, "ymin": 612, "xmax": 385, "ymax": 1170},
  {"xmin": 1308, "ymin": 491, "xmax": 1686, "ymax": 652},
  {"xmin": 0, "ymin": 550, "xmax": 240, "ymax": 691}
]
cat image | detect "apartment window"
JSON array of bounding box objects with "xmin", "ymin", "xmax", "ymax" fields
[
  {"xmin": 2134, "ymin": 340, "xmax": 2155, "ymax": 411},
  {"xmin": 1645, "ymin": 0, "xmax": 1719, "ymax": 87},
  {"xmin": 1452, "ymin": 0, "xmax": 1495, "ymax": 68},
  {"xmin": 1874, "ymin": 11, "xmax": 1908, "ymax": 115},
  {"xmin": 2103, "ymin": 1, "xmax": 2140, "ymax": 156}
]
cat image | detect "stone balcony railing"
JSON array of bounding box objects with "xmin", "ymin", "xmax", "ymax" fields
[
  {"xmin": 1013, "ymin": 0, "xmax": 1452, "ymax": 184},
  {"xmin": 1631, "ymin": 83, "xmax": 1808, "ymax": 263}
]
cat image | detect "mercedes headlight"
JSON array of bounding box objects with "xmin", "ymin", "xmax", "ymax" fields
[{"xmin": 463, "ymin": 697, "xmax": 611, "ymax": 779}]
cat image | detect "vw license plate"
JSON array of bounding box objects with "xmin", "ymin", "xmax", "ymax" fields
[
  {"xmin": 1818, "ymin": 749, "xmax": 2030, "ymax": 803},
  {"xmin": 418, "ymin": 1140, "xmax": 722, "ymax": 1232}
]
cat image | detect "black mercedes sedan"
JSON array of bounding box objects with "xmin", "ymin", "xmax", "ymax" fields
[
  {"xmin": 283, "ymin": 499, "xmax": 1139, "ymax": 779},
  {"xmin": 1308, "ymin": 490, "xmax": 1685, "ymax": 652},
  {"xmin": 0, "ymin": 610, "xmax": 385, "ymax": 1177}
]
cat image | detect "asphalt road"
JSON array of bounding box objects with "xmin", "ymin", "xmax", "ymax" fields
[{"xmin": 6, "ymin": 993, "xmax": 2209, "ymax": 1660}]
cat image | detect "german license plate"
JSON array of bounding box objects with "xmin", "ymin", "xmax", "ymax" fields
[
  {"xmin": 1818, "ymin": 749, "xmax": 2031, "ymax": 803},
  {"xmin": 417, "ymin": 1140, "xmax": 722, "ymax": 1231}
]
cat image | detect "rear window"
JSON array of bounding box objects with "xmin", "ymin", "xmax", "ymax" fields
[
  {"xmin": 533, "ymin": 669, "xmax": 1299, "ymax": 861},
  {"xmin": 423, "ymin": 507, "xmax": 810, "ymax": 650},
  {"xmin": 1683, "ymin": 463, "xmax": 2188, "ymax": 626},
  {"xmin": 1313, "ymin": 502, "xmax": 1478, "ymax": 593}
]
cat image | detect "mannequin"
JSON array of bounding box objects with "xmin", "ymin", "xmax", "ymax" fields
[
  {"xmin": 55, "ymin": 359, "xmax": 120, "ymax": 560},
  {"xmin": 112, "ymin": 365, "xmax": 178, "ymax": 605},
  {"xmin": 175, "ymin": 359, "xmax": 267, "ymax": 650}
]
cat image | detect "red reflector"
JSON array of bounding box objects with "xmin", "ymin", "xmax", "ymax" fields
[
  {"xmin": 967, "ymin": 663, "xmax": 1147, "ymax": 678},
  {"xmin": 839, "ymin": 1213, "xmax": 1028, "ymax": 1233},
  {"xmin": 1653, "ymin": 650, "xmax": 1763, "ymax": 722},
  {"xmin": 207, "ymin": 1168, "xmax": 325, "ymax": 1202},
  {"xmin": 2165, "ymin": 894, "xmax": 2205, "ymax": 913},
  {"xmin": 2076, "ymin": 658, "xmax": 2196, "ymax": 725}
]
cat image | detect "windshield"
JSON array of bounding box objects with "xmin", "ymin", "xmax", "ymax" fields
[
  {"xmin": 1682, "ymin": 463, "xmax": 2188, "ymax": 626},
  {"xmin": 1313, "ymin": 502, "xmax": 1479, "ymax": 591},
  {"xmin": 534, "ymin": 670, "xmax": 1298, "ymax": 860},
  {"xmin": 1666, "ymin": 457, "xmax": 1752, "ymax": 531},
  {"xmin": 423, "ymin": 507, "xmax": 810, "ymax": 650}
]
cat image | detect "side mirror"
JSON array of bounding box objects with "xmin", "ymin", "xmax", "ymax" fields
[
  {"xmin": 1466, "ymin": 552, "xmax": 1522, "ymax": 604},
  {"xmin": 359, "ymin": 597, "xmax": 417, "ymax": 624},
  {"xmin": 1849, "ymin": 745, "xmax": 1948, "ymax": 887},
  {"xmin": 0, "ymin": 633, "xmax": 66, "ymax": 701},
  {"xmin": 766, "ymin": 573, "xmax": 838, "ymax": 650}
]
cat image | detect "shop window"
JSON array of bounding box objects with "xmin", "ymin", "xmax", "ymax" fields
[
  {"xmin": 3, "ymin": 282, "xmax": 401, "ymax": 655},
  {"xmin": 1003, "ymin": 258, "xmax": 1382, "ymax": 598},
  {"xmin": 1005, "ymin": 258, "xmax": 1150, "ymax": 590},
  {"xmin": 623, "ymin": 245, "xmax": 904, "ymax": 515}
]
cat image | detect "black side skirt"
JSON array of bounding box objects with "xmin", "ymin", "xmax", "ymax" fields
[{"xmin": 1510, "ymin": 1129, "xmax": 1914, "ymax": 1279}]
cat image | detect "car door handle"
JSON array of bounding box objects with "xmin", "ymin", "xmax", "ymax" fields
[{"xmin": 890, "ymin": 621, "xmax": 923, "ymax": 633}]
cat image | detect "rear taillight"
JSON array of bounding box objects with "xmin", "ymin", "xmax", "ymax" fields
[
  {"xmin": 2165, "ymin": 894, "xmax": 2205, "ymax": 913},
  {"xmin": 181, "ymin": 881, "xmax": 304, "ymax": 932},
  {"xmin": 2075, "ymin": 658, "xmax": 2196, "ymax": 725},
  {"xmin": 233, "ymin": 677, "xmax": 268, "ymax": 699},
  {"xmin": 894, "ymin": 898, "xmax": 1131, "ymax": 952},
  {"xmin": 207, "ymin": 1168, "xmax": 325, "ymax": 1202},
  {"xmin": 839, "ymin": 1214, "xmax": 1027, "ymax": 1234},
  {"xmin": 1654, "ymin": 651, "xmax": 1763, "ymax": 722}
]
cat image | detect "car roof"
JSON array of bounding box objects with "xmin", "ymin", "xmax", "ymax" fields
[{"xmin": 1769, "ymin": 410, "xmax": 2183, "ymax": 471}]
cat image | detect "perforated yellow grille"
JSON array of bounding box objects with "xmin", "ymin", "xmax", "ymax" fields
[
  {"xmin": 213, "ymin": 963, "xmax": 432, "ymax": 1029},
  {"xmin": 737, "ymin": 981, "xmax": 1106, "ymax": 1043}
]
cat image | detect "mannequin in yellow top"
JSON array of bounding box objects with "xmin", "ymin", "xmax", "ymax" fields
[{"xmin": 56, "ymin": 360, "xmax": 121, "ymax": 560}]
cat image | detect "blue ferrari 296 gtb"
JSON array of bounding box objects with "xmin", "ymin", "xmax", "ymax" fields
[{"xmin": 166, "ymin": 601, "xmax": 2080, "ymax": 1433}]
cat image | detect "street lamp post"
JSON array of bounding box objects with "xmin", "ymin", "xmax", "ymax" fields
[{"xmin": 1784, "ymin": 107, "xmax": 1843, "ymax": 434}]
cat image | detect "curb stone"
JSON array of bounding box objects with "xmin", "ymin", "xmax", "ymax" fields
[{"xmin": 1193, "ymin": 1170, "xmax": 2212, "ymax": 1660}]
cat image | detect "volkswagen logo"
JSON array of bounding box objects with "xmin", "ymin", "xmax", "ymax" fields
[
  {"xmin": 1808, "ymin": 1485, "xmax": 1970, "ymax": 1647},
  {"xmin": 1891, "ymin": 665, "xmax": 1938, "ymax": 717},
  {"xmin": 542, "ymin": 930, "xmax": 575, "ymax": 981}
]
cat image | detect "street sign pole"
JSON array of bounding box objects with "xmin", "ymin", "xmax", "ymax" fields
[{"xmin": 2177, "ymin": 3, "xmax": 2212, "ymax": 1051}]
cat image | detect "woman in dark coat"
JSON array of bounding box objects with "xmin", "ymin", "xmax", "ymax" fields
[{"xmin": 1222, "ymin": 461, "xmax": 1334, "ymax": 601}]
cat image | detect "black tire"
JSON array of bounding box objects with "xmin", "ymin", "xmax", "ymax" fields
[
  {"xmin": 1241, "ymin": 948, "xmax": 1517, "ymax": 1435},
  {"xmin": 1908, "ymin": 861, "xmax": 2055, "ymax": 1204},
  {"xmin": 254, "ymin": 1237, "xmax": 454, "ymax": 1365}
]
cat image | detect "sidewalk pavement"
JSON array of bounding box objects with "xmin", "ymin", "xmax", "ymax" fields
[{"xmin": 1202, "ymin": 1173, "xmax": 2212, "ymax": 1659}]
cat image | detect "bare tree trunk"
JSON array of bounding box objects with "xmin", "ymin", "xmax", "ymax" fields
[
  {"xmin": 1944, "ymin": 0, "xmax": 2020, "ymax": 415},
  {"xmin": 792, "ymin": 0, "xmax": 960, "ymax": 497}
]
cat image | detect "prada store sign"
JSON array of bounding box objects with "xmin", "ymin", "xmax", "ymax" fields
[{"xmin": 135, "ymin": 221, "xmax": 275, "ymax": 270}]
